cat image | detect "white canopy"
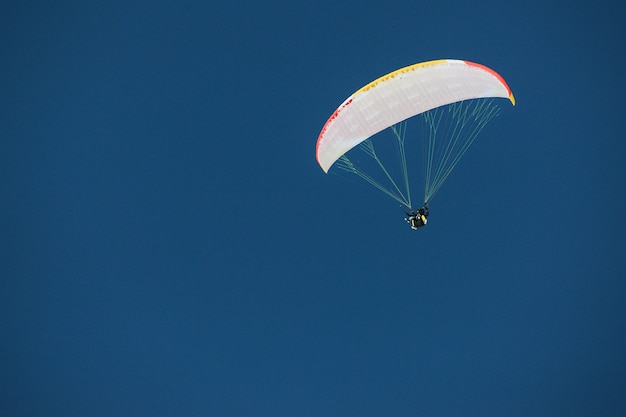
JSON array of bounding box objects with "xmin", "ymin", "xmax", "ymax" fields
[{"xmin": 316, "ymin": 59, "xmax": 515, "ymax": 173}]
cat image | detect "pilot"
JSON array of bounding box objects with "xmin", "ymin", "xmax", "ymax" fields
[{"xmin": 405, "ymin": 203, "xmax": 429, "ymax": 230}]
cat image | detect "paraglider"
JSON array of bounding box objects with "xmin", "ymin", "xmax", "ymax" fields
[
  {"xmin": 315, "ymin": 59, "xmax": 515, "ymax": 230},
  {"xmin": 405, "ymin": 203, "xmax": 429, "ymax": 230}
]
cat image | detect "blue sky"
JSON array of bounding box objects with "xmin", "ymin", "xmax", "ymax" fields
[{"xmin": 2, "ymin": 1, "xmax": 625, "ymax": 416}]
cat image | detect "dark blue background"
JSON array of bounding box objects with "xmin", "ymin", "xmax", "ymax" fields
[{"xmin": 2, "ymin": 1, "xmax": 625, "ymax": 416}]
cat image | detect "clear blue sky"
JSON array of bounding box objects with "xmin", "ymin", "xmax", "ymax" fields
[{"xmin": 2, "ymin": 1, "xmax": 625, "ymax": 416}]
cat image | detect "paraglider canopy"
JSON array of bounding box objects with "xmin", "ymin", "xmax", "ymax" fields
[{"xmin": 316, "ymin": 59, "xmax": 515, "ymax": 173}]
